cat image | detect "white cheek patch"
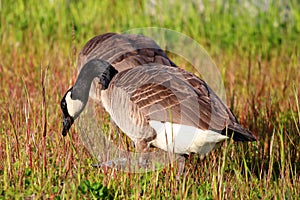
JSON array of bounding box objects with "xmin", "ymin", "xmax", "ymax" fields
[{"xmin": 65, "ymin": 92, "xmax": 83, "ymax": 118}]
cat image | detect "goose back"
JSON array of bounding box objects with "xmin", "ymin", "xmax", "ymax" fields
[{"xmin": 76, "ymin": 33, "xmax": 177, "ymax": 100}]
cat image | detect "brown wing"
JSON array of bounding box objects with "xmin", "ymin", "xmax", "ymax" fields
[
  {"xmin": 113, "ymin": 65, "xmax": 256, "ymax": 141},
  {"xmin": 77, "ymin": 33, "xmax": 176, "ymax": 73}
]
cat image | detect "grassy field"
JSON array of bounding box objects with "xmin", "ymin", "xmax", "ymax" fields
[{"xmin": 0, "ymin": 0, "xmax": 299, "ymax": 199}]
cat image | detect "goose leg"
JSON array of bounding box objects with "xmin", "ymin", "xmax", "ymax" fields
[
  {"xmin": 93, "ymin": 130, "xmax": 158, "ymax": 172},
  {"xmin": 133, "ymin": 131, "xmax": 157, "ymax": 170},
  {"xmin": 92, "ymin": 119, "xmax": 128, "ymax": 169},
  {"xmin": 176, "ymin": 155, "xmax": 186, "ymax": 180},
  {"xmin": 135, "ymin": 138, "xmax": 151, "ymax": 169}
]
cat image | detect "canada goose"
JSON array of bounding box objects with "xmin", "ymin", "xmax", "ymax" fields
[
  {"xmin": 61, "ymin": 59, "xmax": 256, "ymax": 156},
  {"xmin": 76, "ymin": 33, "xmax": 177, "ymax": 100}
]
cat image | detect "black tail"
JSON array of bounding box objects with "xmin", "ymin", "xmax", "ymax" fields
[{"xmin": 221, "ymin": 122, "xmax": 257, "ymax": 141}]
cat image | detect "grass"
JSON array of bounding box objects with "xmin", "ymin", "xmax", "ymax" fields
[{"xmin": 0, "ymin": 0, "xmax": 299, "ymax": 199}]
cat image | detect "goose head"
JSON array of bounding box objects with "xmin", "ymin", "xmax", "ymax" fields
[
  {"xmin": 60, "ymin": 59, "xmax": 118, "ymax": 136},
  {"xmin": 61, "ymin": 87, "xmax": 85, "ymax": 136}
]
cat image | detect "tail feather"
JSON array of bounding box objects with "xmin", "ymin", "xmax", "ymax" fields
[{"xmin": 221, "ymin": 122, "xmax": 257, "ymax": 141}]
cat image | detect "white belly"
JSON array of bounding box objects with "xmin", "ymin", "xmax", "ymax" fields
[{"xmin": 149, "ymin": 121, "xmax": 228, "ymax": 155}]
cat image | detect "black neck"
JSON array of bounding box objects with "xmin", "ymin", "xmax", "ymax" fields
[{"xmin": 71, "ymin": 59, "xmax": 118, "ymax": 103}]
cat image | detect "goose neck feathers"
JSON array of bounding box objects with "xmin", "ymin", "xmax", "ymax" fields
[{"xmin": 72, "ymin": 59, "xmax": 118, "ymax": 103}]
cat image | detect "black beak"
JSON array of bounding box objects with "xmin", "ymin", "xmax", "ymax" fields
[{"xmin": 62, "ymin": 116, "xmax": 74, "ymax": 136}]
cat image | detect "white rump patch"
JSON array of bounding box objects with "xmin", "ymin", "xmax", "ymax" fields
[
  {"xmin": 66, "ymin": 92, "xmax": 84, "ymax": 118},
  {"xmin": 149, "ymin": 121, "xmax": 228, "ymax": 155}
]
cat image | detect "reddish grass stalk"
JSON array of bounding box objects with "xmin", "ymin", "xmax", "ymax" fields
[
  {"xmin": 29, "ymin": 143, "xmax": 32, "ymax": 169},
  {"xmin": 72, "ymin": 22, "xmax": 77, "ymax": 65},
  {"xmin": 41, "ymin": 65, "xmax": 49, "ymax": 172},
  {"xmin": 23, "ymin": 79, "xmax": 33, "ymax": 169},
  {"xmin": 26, "ymin": 116, "xmax": 33, "ymax": 169},
  {"xmin": 8, "ymin": 109, "xmax": 20, "ymax": 160}
]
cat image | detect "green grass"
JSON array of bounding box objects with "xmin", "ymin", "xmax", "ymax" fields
[{"xmin": 0, "ymin": 0, "xmax": 299, "ymax": 199}]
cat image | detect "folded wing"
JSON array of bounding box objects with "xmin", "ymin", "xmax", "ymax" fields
[{"xmin": 114, "ymin": 65, "xmax": 256, "ymax": 141}]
